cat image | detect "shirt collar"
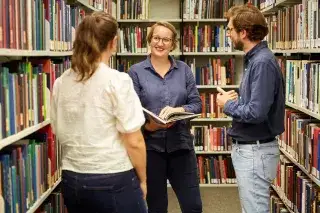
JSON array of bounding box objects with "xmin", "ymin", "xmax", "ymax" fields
[
  {"xmin": 244, "ymin": 40, "xmax": 268, "ymax": 61},
  {"xmin": 143, "ymin": 54, "xmax": 178, "ymax": 70}
]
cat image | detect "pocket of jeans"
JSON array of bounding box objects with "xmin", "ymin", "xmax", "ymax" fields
[
  {"xmin": 235, "ymin": 147, "xmax": 254, "ymax": 159},
  {"xmin": 131, "ymin": 174, "xmax": 140, "ymax": 190},
  {"xmin": 82, "ymin": 175, "xmax": 115, "ymax": 191},
  {"xmin": 261, "ymin": 153, "xmax": 280, "ymax": 182}
]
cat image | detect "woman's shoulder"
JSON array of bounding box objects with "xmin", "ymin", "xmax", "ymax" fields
[{"xmin": 128, "ymin": 59, "xmax": 148, "ymax": 73}]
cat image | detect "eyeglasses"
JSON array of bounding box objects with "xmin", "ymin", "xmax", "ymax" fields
[
  {"xmin": 226, "ymin": 27, "xmax": 235, "ymax": 33},
  {"xmin": 152, "ymin": 36, "xmax": 172, "ymax": 44}
]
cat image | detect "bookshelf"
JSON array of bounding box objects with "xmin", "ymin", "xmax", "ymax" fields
[
  {"xmin": 0, "ymin": 120, "xmax": 50, "ymax": 151},
  {"xmin": 0, "ymin": 50, "xmax": 73, "ymax": 57},
  {"xmin": 256, "ymin": 0, "xmax": 320, "ymax": 211},
  {"xmin": 25, "ymin": 178, "xmax": 62, "ymax": 213},
  {"xmin": 0, "ymin": 1, "xmax": 118, "ymax": 212}
]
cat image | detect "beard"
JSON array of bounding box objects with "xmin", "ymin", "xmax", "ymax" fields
[{"xmin": 233, "ymin": 39, "xmax": 244, "ymax": 51}]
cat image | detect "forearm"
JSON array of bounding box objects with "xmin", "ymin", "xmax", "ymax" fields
[
  {"xmin": 224, "ymin": 99, "xmax": 269, "ymax": 124},
  {"xmin": 126, "ymin": 138, "xmax": 147, "ymax": 183},
  {"xmin": 182, "ymin": 102, "xmax": 202, "ymax": 114}
]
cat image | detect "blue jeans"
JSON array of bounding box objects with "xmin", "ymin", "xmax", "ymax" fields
[
  {"xmin": 146, "ymin": 149, "xmax": 202, "ymax": 213},
  {"xmin": 61, "ymin": 169, "xmax": 147, "ymax": 213},
  {"xmin": 231, "ymin": 140, "xmax": 280, "ymax": 213}
]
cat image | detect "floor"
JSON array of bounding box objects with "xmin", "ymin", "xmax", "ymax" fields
[{"xmin": 167, "ymin": 187, "xmax": 242, "ymax": 213}]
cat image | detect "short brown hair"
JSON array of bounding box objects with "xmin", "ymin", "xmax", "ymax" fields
[
  {"xmin": 225, "ymin": 4, "xmax": 268, "ymax": 41},
  {"xmin": 147, "ymin": 21, "xmax": 178, "ymax": 50},
  {"xmin": 72, "ymin": 12, "xmax": 118, "ymax": 82}
]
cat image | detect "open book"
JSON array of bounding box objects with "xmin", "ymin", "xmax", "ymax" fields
[{"xmin": 142, "ymin": 107, "xmax": 201, "ymax": 124}]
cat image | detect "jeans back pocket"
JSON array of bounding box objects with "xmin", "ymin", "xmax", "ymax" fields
[{"xmin": 261, "ymin": 153, "xmax": 280, "ymax": 183}]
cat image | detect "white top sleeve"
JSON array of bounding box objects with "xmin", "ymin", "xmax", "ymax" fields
[
  {"xmin": 107, "ymin": 74, "xmax": 145, "ymax": 133},
  {"xmin": 50, "ymin": 77, "xmax": 61, "ymax": 135}
]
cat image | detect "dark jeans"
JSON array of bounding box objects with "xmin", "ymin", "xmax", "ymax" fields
[
  {"xmin": 146, "ymin": 149, "xmax": 202, "ymax": 213},
  {"xmin": 61, "ymin": 169, "xmax": 147, "ymax": 213}
]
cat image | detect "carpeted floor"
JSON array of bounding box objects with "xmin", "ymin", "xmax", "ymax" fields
[{"xmin": 168, "ymin": 187, "xmax": 242, "ymax": 213}]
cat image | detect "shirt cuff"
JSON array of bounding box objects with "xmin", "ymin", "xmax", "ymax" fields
[{"xmin": 223, "ymin": 100, "xmax": 233, "ymax": 116}]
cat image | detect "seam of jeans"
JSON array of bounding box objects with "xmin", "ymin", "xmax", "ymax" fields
[{"xmin": 253, "ymin": 149, "xmax": 259, "ymax": 213}]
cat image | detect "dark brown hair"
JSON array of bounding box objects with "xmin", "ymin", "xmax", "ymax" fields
[
  {"xmin": 72, "ymin": 12, "xmax": 118, "ymax": 82},
  {"xmin": 225, "ymin": 4, "xmax": 268, "ymax": 41},
  {"xmin": 147, "ymin": 21, "xmax": 178, "ymax": 50}
]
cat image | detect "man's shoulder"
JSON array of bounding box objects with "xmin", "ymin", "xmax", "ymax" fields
[{"xmin": 253, "ymin": 47, "xmax": 275, "ymax": 64}]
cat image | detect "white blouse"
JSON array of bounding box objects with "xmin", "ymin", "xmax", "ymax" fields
[{"xmin": 50, "ymin": 62, "xmax": 145, "ymax": 174}]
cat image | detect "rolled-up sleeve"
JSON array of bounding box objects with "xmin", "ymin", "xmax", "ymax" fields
[
  {"xmin": 107, "ymin": 74, "xmax": 145, "ymax": 133},
  {"xmin": 182, "ymin": 66, "xmax": 202, "ymax": 114},
  {"xmin": 224, "ymin": 62, "xmax": 276, "ymax": 124}
]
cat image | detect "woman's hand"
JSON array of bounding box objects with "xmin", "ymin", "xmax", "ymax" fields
[
  {"xmin": 145, "ymin": 116, "xmax": 174, "ymax": 132},
  {"xmin": 140, "ymin": 181, "xmax": 147, "ymax": 200},
  {"xmin": 158, "ymin": 106, "xmax": 185, "ymax": 120}
]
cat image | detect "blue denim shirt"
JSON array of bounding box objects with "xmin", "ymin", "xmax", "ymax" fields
[
  {"xmin": 128, "ymin": 55, "xmax": 202, "ymax": 153},
  {"xmin": 224, "ymin": 41, "xmax": 285, "ymax": 141}
]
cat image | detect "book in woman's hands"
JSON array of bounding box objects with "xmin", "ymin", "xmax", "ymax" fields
[{"xmin": 142, "ymin": 107, "xmax": 200, "ymax": 124}]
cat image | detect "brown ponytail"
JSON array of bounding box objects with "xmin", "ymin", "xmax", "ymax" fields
[{"xmin": 71, "ymin": 12, "xmax": 118, "ymax": 82}]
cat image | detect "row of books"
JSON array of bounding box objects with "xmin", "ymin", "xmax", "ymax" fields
[
  {"xmin": 0, "ymin": 0, "xmax": 86, "ymax": 51},
  {"xmin": 35, "ymin": 190, "xmax": 67, "ymax": 213},
  {"xmin": 117, "ymin": 24, "xmax": 235, "ymax": 54},
  {"xmin": 116, "ymin": 57, "xmax": 238, "ymax": 87},
  {"xmin": 191, "ymin": 126, "xmax": 232, "ymax": 151},
  {"xmin": 273, "ymin": 154, "xmax": 320, "ymax": 213},
  {"xmin": 0, "ymin": 126, "xmax": 61, "ymax": 213},
  {"xmin": 182, "ymin": 25, "xmax": 232, "ymax": 53},
  {"xmin": 265, "ymin": 1, "xmax": 320, "ymax": 50},
  {"xmin": 117, "ymin": 0, "xmax": 150, "ymax": 20},
  {"xmin": 186, "ymin": 57, "xmax": 236, "ymax": 85},
  {"xmin": 116, "ymin": 0, "xmax": 239, "ymax": 20},
  {"xmin": 285, "ymin": 60, "xmax": 320, "ymax": 115},
  {"xmin": 279, "ymin": 108, "xmax": 320, "ymax": 180},
  {"xmin": 270, "ymin": 189, "xmax": 291, "ymax": 213},
  {"xmin": 0, "ymin": 58, "xmax": 71, "ymax": 140},
  {"xmin": 199, "ymin": 92, "xmax": 229, "ymax": 118},
  {"xmin": 118, "ymin": 26, "xmax": 150, "ymax": 54},
  {"xmin": 182, "ymin": 0, "xmax": 235, "ymax": 19},
  {"xmin": 197, "ymin": 155, "xmax": 236, "ymax": 184}
]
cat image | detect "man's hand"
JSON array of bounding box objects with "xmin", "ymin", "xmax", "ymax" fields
[
  {"xmin": 158, "ymin": 106, "xmax": 185, "ymax": 120},
  {"xmin": 140, "ymin": 181, "xmax": 147, "ymax": 200},
  {"xmin": 216, "ymin": 90, "xmax": 238, "ymax": 108}
]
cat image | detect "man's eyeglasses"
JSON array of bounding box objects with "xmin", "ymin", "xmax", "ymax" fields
[
  {"xmin": 226, "ymin": 27, "xmax": 234, "ymax": 33},
  {"xmin": 152, "ymin": 36, "xmax": 172, "ymax": 44}
]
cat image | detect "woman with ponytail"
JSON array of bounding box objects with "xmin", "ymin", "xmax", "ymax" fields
[{"xmin": 50, "ymin": 12, "xmax": 147, "ymax": 213}]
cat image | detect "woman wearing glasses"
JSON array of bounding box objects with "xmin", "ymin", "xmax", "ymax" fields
[{"xmin": 128, "ymin": 21, "xmax": 203, "ymax": 213}]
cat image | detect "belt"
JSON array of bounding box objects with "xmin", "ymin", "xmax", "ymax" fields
[{"xmin": 232, "ymin": 137, "xmax": 276, "ymax": 145}]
